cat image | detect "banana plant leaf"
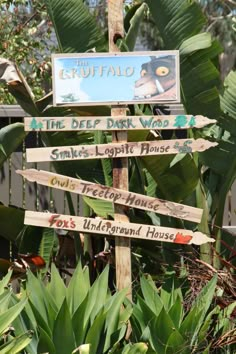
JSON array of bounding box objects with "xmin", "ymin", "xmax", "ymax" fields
[
  {"xmin": 141, "ymin": 153, "xmax": 199, "ymax": 202},
  {"xmin": 44, "ymin": 0, "xmax": 106, "ymax": 53},
  {"xmin": 145, "ymin": 0, "xmax": 222, "ymax": 119},
  {"xmin": 197, "ymin": 72, "xmax": 236, "ymax": 199},
  {"xmin": 83, "ymin": 197, "xmax": 114, "ymax": 218},
  {"xmin": 145, "ymin": 0, "xmax": 206, "ymax": 49},
  {"xmin": 0, "ymin": 123, "xmax": 26, "ymax": 168},
  {"xmin": 219, "ymin": 71, "xmax": 236, "ymax": 133},
  {"xmin": 124, "ymin": 3, "xmax": 147, "ymax": 51}
]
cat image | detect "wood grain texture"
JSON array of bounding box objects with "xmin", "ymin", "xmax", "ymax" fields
[
  {"xmin": 24, "ymin": 211, "xmax": 215, "ymax": 246},
  {"xmin": 17, "ymin": 169, "xmax": 203, "ymax": 223},
  {"xmin": 108, "ymin": 0, "xmax": 131, "ymax": 297},
  {"xmin": 26, "ymin": 139, "xmax": 218, "ymax": 162},
  {"xmin": 24, "ymin": 115, "xmax": 216, "ymax": 131}
]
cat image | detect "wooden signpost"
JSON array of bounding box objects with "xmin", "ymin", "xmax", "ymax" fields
[
  {"xmin": 17, "ymin": 168, "xmax": 203, "ymax": 223},
  {"xmin": 24, "ymin": 211, "xmax": 215, "ymax": 246},
  {"xmin": 24, "ymin": 115, "xmax": 216, "ymax": 131},
  {"xmin": 18, "ymin": 0, "xmax": 218, "ymax": 299},
  {"xmin": 108, "ymin": 0, "xmax": 131, "ymax": 297},
  {"xmin": 26, "ymin": 138, "xmax": 218, "ymax": 163}
]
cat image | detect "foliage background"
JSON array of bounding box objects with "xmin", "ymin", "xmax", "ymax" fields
[{"xmin": 0, "ymin": 0, "xmax": 56, "ymax": 103}]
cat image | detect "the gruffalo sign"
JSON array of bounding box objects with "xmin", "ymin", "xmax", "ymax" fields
[{"xmin": 52, "ymin": 51, "xmax": 180, "ymax": 106}]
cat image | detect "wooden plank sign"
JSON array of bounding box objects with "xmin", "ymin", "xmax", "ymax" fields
[
  {"xmin": 24, "ymin": 115, "xmax": 217, "ymax": 132},
  {"xmin": 24, "ymin": 211, "xmax": 215, "ymax": 246},
  {"xmin": 16, "ymin": 169, "xmax": 203, "ymax": 223},
  {"xmin": 26, "ymin": 139, "xmax": 218, "ymax": 163},
  {"xmin": 52, "ymin": 51, "xmax": 180, "ymax": 106}
]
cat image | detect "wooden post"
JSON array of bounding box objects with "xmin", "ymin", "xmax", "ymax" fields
[{"xmin": 108, "ymin": 0, "xmax": 132, "ymax": 298}]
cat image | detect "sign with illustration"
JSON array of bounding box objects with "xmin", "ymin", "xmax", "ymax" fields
[
  {"xmin": 17, "ymin": 169, "xmax": 203, "ymax": 223},
  {"xmin": 24, "ymin": 115, "xmax": 216, "ymax": 131},
  {"xmin": 24, "ymin": 211, "xmax": 215, "ymax": 246},
  {"xmin": 26, "ymin": 139, "xmax": 218, "ymax": 163},
  {"xmin": 52, "ymin": 51, "xmax": 180, "ymax": 105}
]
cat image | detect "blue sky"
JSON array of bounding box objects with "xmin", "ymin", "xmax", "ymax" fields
[{"xmin": 53, "ymin": 55, "xmax": 150, "ymax": 103}]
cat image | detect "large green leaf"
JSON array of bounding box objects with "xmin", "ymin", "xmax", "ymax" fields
[
  {"xmin": 103, "ymin": 289, "xmax": 129, "ymax": 352},
  {"xmin": 134, "ymin": 296, "xmax": 156, "ymax": 335},
  {"xmin": 219, "ymin": 71, "xmax": 236, "ymax": 131},
  {"xmin": 181, "ymin": 61, "xmax": 220, "ymax": 100},
  {"xmin": 0, "ymin": 292, "xmax": 11, "ymax": 315},
  {"xmin": 47, "ymin": 263, "xmax": 67, "ymax": 310},
  {"xmin": 72, "ymin": 295, "xmax": 90, "ymax": 346},
  {"xmin": 141, "ymin": 153, "xmax": 199, "ymax": 202},
  {"xmin": 179, "ymin": 306, "xmax": 204, "ymax": 342},
  {"xmin": 189, "ymin": 275, "xmax": 217, "ymax": 346},
  {"xmin": 165, "ymin": 330, "xmax": 187, "ymax": 354},
  {"xmin": 94, "ymin": 131, "xmax": 112, "ymax": 187},
  {"xmin": 0, "ymin": 296, "xmax": 28, "ymax": 336},
  {"xmin": 168, "ymin": 296, "xmax": 184, "ymax": 329},
  {"xmin": 39, "ymin": 228, "xmax": 56, "ymax": 275},
  {"xmin": 145, "ymin": 0, "xmax": 222, "ymax": 121},
  {"xmin": 124, "ymin": 3, "xmax": 147, "ymax": 51},
  {"xmin": 0, "ymin": 271, "xmax": 12, "ymax": 295},
  {"xmin": 179, "ymin": 276, "xmax": 217, "ymax": 347},
  {"xmin": 90, "ymin": 266, "xmax": 110, "ymax": 322},
  {"xmin": 140, "ymin": 276, "xmax": 163, "ymax": 316},
  {"xmin": 199, "ymin": 72, "xmax": 236, "ymax": 176},
  {"xmin": 67, "ymin": 262, "xmax": 90, "ymax": 315},
  {"xmin": 0, "ymin": 331, "xmax": 33, "ymax": 354},
  {"xmin": 83, "ymin": 196, "xmax": 114, "ymax": 218},
  {"xmin": 0, "ymin": 123, "xmax": 26, "ymax": 168},
  {"xmin": 53, "ymin": 299, "xmax": 76, "ymax": 354},
  {"xmin": 84, "ymin": 310, "xmax": 107, "ymax": 354},
  {"xmin": 160, "ymin": 271, "xmax": 183, "ymax": 311},
  {"xmin": 26, "ymin": 271, "xmax": 57, "ymax": 332},
  {"xmin": 79, "ymin": 267, "xmax": 109, "ymax": 330},
  {"xmin": 11, "ymin": 298, "xmax": 39, "ymax": 354},
  {"xmin": 179, "ymin": 33, "xmax": 212, "ymax": 55},
  {"xmin": 114, "ymin": 342, "xmax": 148, "ymax": 354},
  {"xmin": 38, "ymin": 326, "xmax": 56, "ymax": 354},
  {"xmin": 149, "ymin": 307, "xmax": 177, "ymax": 353},
  {"xmin": 145, "ymin": 0, "xmax": 206, "ymax": 49},
  {"xmin": 44, "ymin": 0, "xmax": 106, "ymax": 53}
]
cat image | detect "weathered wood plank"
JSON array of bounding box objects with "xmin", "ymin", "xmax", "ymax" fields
[
  {"xmin": 24, "ymin": 211, "xmax": 215, "ymax": 246},
  {"xmin": 26, "ymin": 139, "xmax": 218, "ymax": 163},
  {"xmin": 24, "ymin": 115, "xmax": 216, "ymax": 131},
  {"xmin": 108, "ymin": 0, "xmax": 131, "ymax": 297},
  {"xmin": 17, "ymin": 169, "xmax": 203, "ymax": 223}
]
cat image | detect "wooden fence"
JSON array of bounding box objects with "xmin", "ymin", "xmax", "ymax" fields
[{"xmin": 0, "ymin": 105, "xmax": 79, "ymax": 216}]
